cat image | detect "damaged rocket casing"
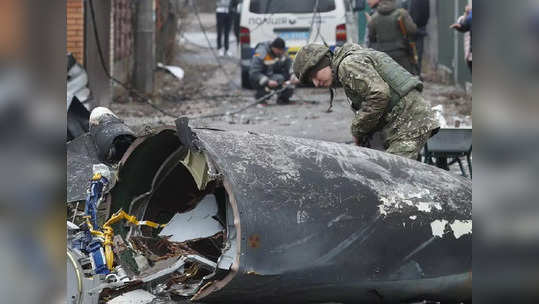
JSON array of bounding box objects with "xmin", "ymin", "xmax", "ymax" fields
[{"xmin": 102, "ymin": 118, "xmax": 471, "ymax": 304}]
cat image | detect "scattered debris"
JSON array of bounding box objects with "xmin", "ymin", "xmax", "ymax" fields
[
  {"xmin": 107, "ymin": 289, "xmax": 156, "ymax": 304},
  {"xmin": 432, "ymin": 105, "xmax": 448, "ymax": 128},
  {"xmin": 67, "ymin": 53, "xmax": 92, "ymax": 141},
  {"xmin": 157, "ymin": 62, "xmax": 185, "ymax": 80}
]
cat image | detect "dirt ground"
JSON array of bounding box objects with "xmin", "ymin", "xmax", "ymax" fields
[{"xmin": 110, "ymin": 12, "xmax": 472, "ymax": 145}]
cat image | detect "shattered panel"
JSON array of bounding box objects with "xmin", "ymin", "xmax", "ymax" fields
[{"xmin": 159, "ymin": 194, "xmax": 224, "ymax": 243}]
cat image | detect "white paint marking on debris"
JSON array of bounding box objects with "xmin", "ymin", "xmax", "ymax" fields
[
  {"xmin": 430, "ymin": 220, "xmax": 448, "ymax": 238},
  {"xmin": 430, "ymin": 219, "xmax": 472, "ymax": 239},
  {"xmin": 377, "ymin": 192, "xmax": 441, "ymax": 216},
  {"xmin": 89, "ymin": 107, "xmax": 117, "ymax": 125},
  {"xmin": 297, "ymin": 210, "xmax": 309, "ymax": 224},
  {"xmin": 378, "ymin": 197, "xmax": 390, "ymax": 216},
  {"xmin": 450, "ymin": 220, "xmax": 472, "ymax": 239},
  {"xmin": 107, "ymin": 289, "xmax": 156, "ymax": 304},
  {"xmin": 328, "ymin": 213, "xmax": 350, "ymax": 228},
  {"xmin": 417, "ymin": 202, "xmax": 442, "ymax": 212}
]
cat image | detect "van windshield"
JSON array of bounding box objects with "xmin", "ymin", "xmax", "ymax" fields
[{"xmin": 249, "ymin": 0, "xmax": 336, "ymax": 14}]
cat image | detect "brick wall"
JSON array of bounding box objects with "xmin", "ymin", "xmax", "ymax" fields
[{"xmin": 67, "ymin": 0, "xmax": 84, "ymax": 63}]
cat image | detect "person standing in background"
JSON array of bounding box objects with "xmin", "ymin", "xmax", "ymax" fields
[
  {"xmin": 230, "ymin": 0, "xmax": 241, "ymax": 46},
  {"xmin": 368, "ymin": 0, "xmax": 418, "ymax": 74},
  {"xmin": 364, "ymin": 0, "xmax": 380, "ymax": 46},
  {"xmin": 401, "ymin": 0, "xmax": 429, "ymax": 77},
  {"xmin": 216, "ymin": 0, "xmax": 232, "ymax": 57},
  {"xmin": 451, "ymin": 5, "xmax": 472, "ymax": 72}
]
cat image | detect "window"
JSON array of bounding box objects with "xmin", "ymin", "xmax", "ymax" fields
[{"xmin": 249, "ymin": 0, "xmax": 336, "ymax": 14}]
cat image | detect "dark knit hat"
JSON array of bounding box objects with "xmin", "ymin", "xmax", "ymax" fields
[{"xmin": 270, "ymin": 37, "xmax": 286, "ymax": 49}]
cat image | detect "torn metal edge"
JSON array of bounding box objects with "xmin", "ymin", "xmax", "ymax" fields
[
  {"xmin": 173, "ymin": 119, "xmax": 241, "ymax": 301},
  {"xmin": 191, "ymin": 180, "xmax": 241, "ymax": 301}
]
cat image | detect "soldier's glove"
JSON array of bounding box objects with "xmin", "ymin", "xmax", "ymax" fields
[
  {"xmin": 353, "ymin": 136, "xmax": 362, "ymax": 147},
  {"xmin": 354, "ymin": 135, "xmax": 372, "ymax": 148}
]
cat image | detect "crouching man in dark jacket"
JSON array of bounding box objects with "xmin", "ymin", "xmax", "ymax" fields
[{"xmin": 249, "ymin": 37, "xmax": 296, "ymax": 104}]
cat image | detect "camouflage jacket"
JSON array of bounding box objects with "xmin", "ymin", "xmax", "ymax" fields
[
  {"xmin": 248, "ymin": 41, "xmax": 292, "ymax": 87},
  {"xmin": 331, "ymin": 43, "xmax": 439, "ymax": 142}
]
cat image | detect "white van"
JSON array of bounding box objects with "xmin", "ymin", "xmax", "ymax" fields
[{"xmin": 238, "ymin": 0, "xmax": 364, "ymax": 88}]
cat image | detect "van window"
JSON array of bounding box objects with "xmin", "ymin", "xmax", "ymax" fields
[{"xmin": 249, "ymin": 0, "xmax": 336, "ymax": 14}]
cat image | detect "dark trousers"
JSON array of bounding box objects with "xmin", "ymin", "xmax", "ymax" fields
[
  {"xmin": 216, "ymin": 12, "xmax": 231, "ymax": 51},
  {"xmin": 414, "ymin": 27, "xmax": 427, "ymax": 75},
  {"xmin": 232, "ymin": 12, "xmax": 240, "ymax": 45}
]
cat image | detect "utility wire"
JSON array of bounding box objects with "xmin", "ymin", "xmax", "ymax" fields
[
  {"xmin": 191, "ymin": 85, "xmax": 293, "ymax": 119},
  {"xmin": 88, "ymin": 0, "xmax": 291, "ymax": 121},
  {"xmin": 312, "ymin": 0, "xmax": 329, "ymax": 47}
]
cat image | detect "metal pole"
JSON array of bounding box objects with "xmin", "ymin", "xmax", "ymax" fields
[
  {"xmin": 110, "ymin": 1, "xmax": 115, "ymax": 89},
  {"xmin": 134, "ymin": 0, "xmax": 156, "ymax": 93}
]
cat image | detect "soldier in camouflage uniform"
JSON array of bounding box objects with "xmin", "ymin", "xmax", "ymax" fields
[
  {"xmin": 293, "ymin": 43, "xmax": 439, "ymax": 159},
  {"xmin": 368, "ymin": 0, "xmax": 418, "ymax": 74}
]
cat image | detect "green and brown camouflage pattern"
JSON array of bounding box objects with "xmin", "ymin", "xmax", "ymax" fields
[
  {"xmin": 292, "ymin": 44, "xmax": 332, "ymax": 84},
  {"xmin": 294, "ymin": 43, "xmax": 439, "ymax": 159}
]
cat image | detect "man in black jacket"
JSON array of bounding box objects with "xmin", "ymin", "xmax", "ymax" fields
[
  {"xmin": 248, "ymin": 38, "xmax": 295, "ymax": 104},
  {"xmin": 401, "ymin": 0, "xmax": 429, "ymax": 75}
]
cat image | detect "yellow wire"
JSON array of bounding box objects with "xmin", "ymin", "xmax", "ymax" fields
[{"xmin": 84, "ymin": 210, "xmax": 166, "ymax": 270}]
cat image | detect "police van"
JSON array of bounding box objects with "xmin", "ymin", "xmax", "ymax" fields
[{"xmin": 239, "ymin": 0, "xmax": 364, "ymax": 88}]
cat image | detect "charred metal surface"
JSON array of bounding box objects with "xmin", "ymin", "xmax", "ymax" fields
[
  {"xmin": 175, "ymin": 117, "xmax": 199, "ymax": 150},
  {"xmin": 89, "ymin": 110, "xmax": 135, "ymax": 163},
  {"xmin": 87, "ymin": 121, "xmax": 472, "ymax": 303},
  {"xmin": 183, "ymin": 232, "xmax": 225, "ymax": 263},
  {"xmin": 129, "ymin": 236, "xmax": 199, "ymax": 262},
  {"xmin": 173, "ymin": 122, "xmax": 472, "ymax": 303},
  {"xmin": 67, "ymin": 133, "xmax": 100, "ymax": 203},
  {"xmin": 67, "ymin": 98, "xmax": 90, "ymax": 141},
  {"xmin": 109, "ymin": 129, "xmax": 181, "ymax": 216}
]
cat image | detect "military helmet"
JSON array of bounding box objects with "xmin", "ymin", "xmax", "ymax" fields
[{"xmin": 293, "ymin": 44, "xmax": 331, "ymax": 84}]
